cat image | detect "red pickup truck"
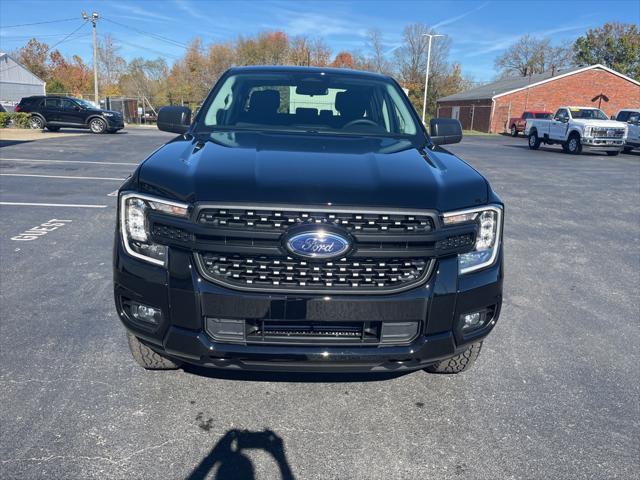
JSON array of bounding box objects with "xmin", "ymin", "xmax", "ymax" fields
[{"xmin": 509, "ymin": 111, "xmax": 552, "ymax": 136}]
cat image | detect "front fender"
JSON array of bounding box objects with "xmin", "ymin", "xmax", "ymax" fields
[{"xmin": 567, "ymin": 127, "xmax": 583, "ymax": 139}]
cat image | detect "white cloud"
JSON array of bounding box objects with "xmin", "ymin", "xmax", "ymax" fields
[
  {"xmin": 109, "ymin": 3, "xmax": 174, "ymax": 22},
  {"xmin": 431, "ymin": 1, "xmax": 489, "ymax": 30},
  {"xmin": 464, "ymin": 24, "xmax": 591, "ymax": 57},
  {"xmin": 174, "ymin": 0, "xmax": 200, "ymax": 19}
]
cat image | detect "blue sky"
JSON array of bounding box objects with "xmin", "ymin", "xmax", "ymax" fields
[{"xmin": 1, "ymin": 0, "xmax": 638, "ymax": 81}]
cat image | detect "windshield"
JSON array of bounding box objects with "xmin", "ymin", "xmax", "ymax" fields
[
  {"xmin": 570, "ymin": 108, "xmax": 608, "ymax": 120},
  {"xmin": 74, "ymin": 98, "xmax": 96, "ymax": 109},
  {"xmin": 198, "ymin": 71, "xmax": 420, "ymax": 138}
]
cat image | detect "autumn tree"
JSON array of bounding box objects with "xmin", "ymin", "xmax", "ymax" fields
[
  {"xmin": 236, "ymin": 31, "xmax": 290, "ymax": 65},
  {"xmin": 331, "ymin": 51, "xmax": 355, "ymax": 69},
  {"xmin": 574, "ymin": 23, "xmax": 640, "ymax": 78},
  {"xmin": 48, "ymin": 50, "xmax": 92, "ymax": 95},
  {"xmin": 205, "ymin": 43, "xmax": 235, "ymax": 82},
  {"xmin": 183, "ymin": 38, "xmax": 209, "ymax": 101},
  {"xmin": 287, "ymin": 36, "xmax": 332, "ymax": 67},
  {"xmin": 15, "ymin": 39, "xmax": 50, "ymax": 80}
]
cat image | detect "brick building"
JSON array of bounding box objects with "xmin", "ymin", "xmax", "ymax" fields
[{"xmin": 436, "ymin": 64, "xmax": 639, "ymax": 133}]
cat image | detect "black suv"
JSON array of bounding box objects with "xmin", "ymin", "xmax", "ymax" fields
[
  {"xmin": 114, "ymin": 66, "xmax": 503, "ymax": 375},
  {"xmin": 16, "ymin": 95, "xmax": 124, "ymax": 133}
]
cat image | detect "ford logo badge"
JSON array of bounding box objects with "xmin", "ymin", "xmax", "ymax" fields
[{"xmin": 285, "ymin": 230, "xmax": 351, "ymax": 259}]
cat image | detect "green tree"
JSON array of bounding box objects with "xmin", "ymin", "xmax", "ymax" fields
[
  {"xmin": 46, "ymin": 79, "xmax": 66, "ymax": 93},
  {"xmin": 574, "ymin": 23, "xmax": 640, "ymax": 78}
]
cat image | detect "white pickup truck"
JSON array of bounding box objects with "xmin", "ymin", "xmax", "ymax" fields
[
  {"xmin": 614, "ymin": 109, "xmax": 640, "ymax": 153},
  {"xmin": 525, "ymin": 106, "xmax": 628, "ymax": 156}
]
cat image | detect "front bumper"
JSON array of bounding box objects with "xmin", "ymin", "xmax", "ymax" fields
[
  {"xmin": 114, "ymin": 239, "xmax": 503, "ymax": 372},
  {"xmin": 581, "ymin": 137, "xmax": 624, "ymax": 149},
  {"xmin": 105, "ymin": 116, "xmax": 125, "ymax": 129}
]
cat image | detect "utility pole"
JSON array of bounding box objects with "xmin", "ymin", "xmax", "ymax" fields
[
  {"xmin": 421, "ymin": 33, "xmax": 444, "ymax": 124},
  {"xmin": 82, "ymin": 11, "xmax": 99, "ymax": 105}
]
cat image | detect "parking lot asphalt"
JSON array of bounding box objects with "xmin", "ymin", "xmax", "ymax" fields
[{"xmin": 1, "ymin": 129, "xmax": 638, "ymax": 479}]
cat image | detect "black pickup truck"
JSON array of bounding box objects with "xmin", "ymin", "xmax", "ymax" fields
[{"xmin": 114, "ymin": 66, "xmax": 503, "ymax": 374}]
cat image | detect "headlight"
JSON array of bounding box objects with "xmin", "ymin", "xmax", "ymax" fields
[
  {"xmin": 103, "ymin": 112, "xmax": 114, "ymax": 117},
  {"xmin": 120, "ymin": 193, "xmax": 189, "ymax": 266},
  {"xmin": 443, "ymin": 205, "xmax": 502, "ymax": 274},
  {"xmin": 583, "ymin": 126, "xmax": 592, "ymax": 137}
]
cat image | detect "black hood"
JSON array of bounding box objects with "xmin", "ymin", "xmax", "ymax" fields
[{"xmin": 137, "ymin": 131, "xmax": 488, "ymax": 211}]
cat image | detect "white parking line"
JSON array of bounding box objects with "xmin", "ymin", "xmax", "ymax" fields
[
  {"xmin": 0, "ymin": 202, "xmax": 107, "ymax": 208},
  {"xmin": 1, "ymin": 173, "xmax": 125, "ymax": 181},
  {"xmin": 0, "ymin": 158, "xmax": 138, "ymax": 166}
]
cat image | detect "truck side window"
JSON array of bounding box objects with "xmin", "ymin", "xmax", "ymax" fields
[
  {"xmin": 628, "ymin": 113, "xmax": 639, "ymax": 125},
  {"xmin": 523, "ymin": 112, "xmax": 532, "ymax": 119},
  {"xmin": 555, "ymin": 109, "xmax": 568, "ymax": 122},
  {"xmin": 616, "ymin": 111, "xmax": 629, "ymax": 122}
]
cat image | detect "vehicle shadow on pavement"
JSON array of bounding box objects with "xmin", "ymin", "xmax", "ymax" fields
[
  {"xmin": 0, "ymin": 139, "xmax": 34, "ymax": 147},
  {"xmin": 501, "ymin": 143, "xmax": 639, "ymax": 157},
  {"xmin": 181, "ymin": 365, "xmax": 410, "ymax": 383},
  {"xmin": 187, "ymin": 429, "xmax": 295, "ymax": 480}
]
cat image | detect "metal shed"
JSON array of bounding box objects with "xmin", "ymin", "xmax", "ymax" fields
[{"xmin": 0, "ymin": 52, "xmax": 46, "ymax": 109}]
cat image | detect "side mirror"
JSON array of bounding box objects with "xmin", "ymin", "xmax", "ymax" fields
[
  {"xmin": 157, "ymin": 106, "xmax": 192, "ymax": 134},
  {"xmin": 429, "ymin": 118, "xmax": 462, "ymax": 146}
]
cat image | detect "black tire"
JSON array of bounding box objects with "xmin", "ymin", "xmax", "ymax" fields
[
  {"xmin": 29, "ymin": 115, "xmax": 44, "ymax": 130},
  {"xmin": 425, "ymin": 341, "xmax": 483, "ymax": 374},
  {"xmin": 89, "ymin": 117, "xmax": 107, "ymax": 134},
  {"xmin": 623, "ymin": 147, "xmax": 632, "ymax": 153},
  {"xmin": 606, "ymin": 150, "xmax": 620, "ymax": 156},
  {"xmin": 510, "ymin": 125, "xmax": 518, "ymax": 137},
  {"xmin": 107, "ymin": 129, "xmax": 118, "ymax": 134},
  {"xmin": 127, "ymin": 332, "xmax": 182, "ymax": 370},
  {"xmin": 566, "ymin": 133, "xmax": 582, "ymax": 155},
  {"xmin": 46, "ymin": 126, "xmax": 60, "ymax": 132},
  {"xmin": 528, "ymin": 131, "xmax": 540, "ymax": 150}
]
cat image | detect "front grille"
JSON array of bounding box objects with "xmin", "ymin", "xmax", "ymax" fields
[
  {"xmin": 591, "ymin": 127, "xmax": 625, "ymax": 138},
  {"xmin": 146, "ymin": 204, "xmax": 475, "ymax": 294},
  {"xmin": 197, "ymin": 207, "xmax": 435, "ymax": 234},
  {"xmin": 198, "ymin": 253, "xmax": 431, "ymax": 293}
]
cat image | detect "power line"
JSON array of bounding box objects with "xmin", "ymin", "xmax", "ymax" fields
[
  {"xmin": 101, "ymin": 16, "xmax": 189, "ymax": 49},
  {"xmin": 0, "ymin": 32, "xmax": 94, "ymax": 40},
  {"xmin": 0, "ymin": 17, "xmax": 78, "ymax": 28},
  {"xmin": 48, "ymin": 20, "xmax": 89, "ymax": 50},
  {"xmin": 0, "ymin": 21, "xmax": 89, "ymax": 76},
  {"xmin": 103, "ymin": 34, "xmax": 181, "ymax": 60}
]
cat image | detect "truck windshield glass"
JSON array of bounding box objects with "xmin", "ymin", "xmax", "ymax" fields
[
  {"xmin": 570, "ymin": 108, "xmax": 608, "ymax": 120},
  {"xmin": 200, "ymin": 72, "xmax": 419, "ymax": 137}
]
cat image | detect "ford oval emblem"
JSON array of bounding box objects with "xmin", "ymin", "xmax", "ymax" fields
[{"xmin": 285, "ymin": 230, "xmax": 351, "ymax": 259}]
